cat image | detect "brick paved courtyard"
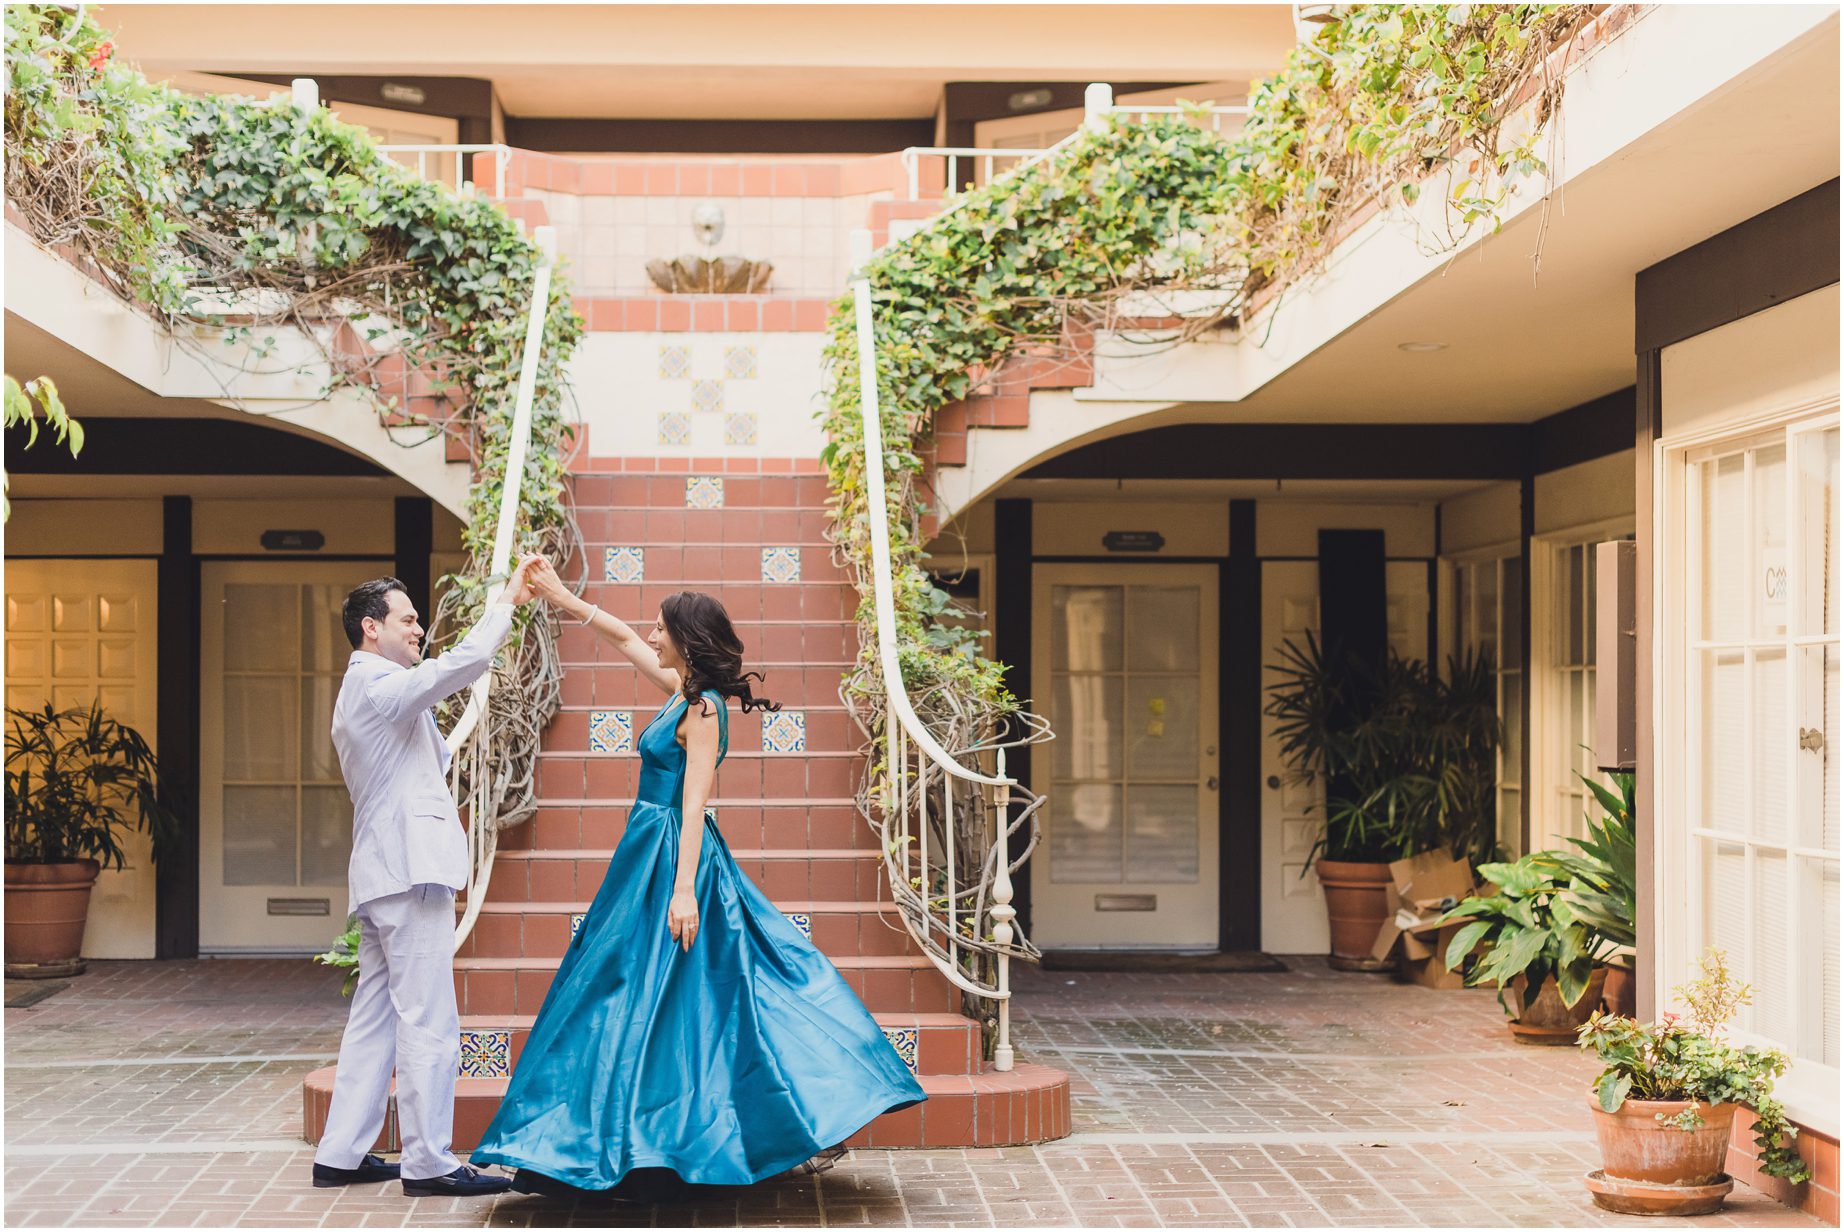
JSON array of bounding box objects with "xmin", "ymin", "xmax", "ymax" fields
[{"xmin": 3, "ymin": 958, "xmax": 1823, "ymax": 1228}]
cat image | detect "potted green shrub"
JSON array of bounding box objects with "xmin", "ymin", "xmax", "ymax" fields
[
  {"xmin": 1440, "ymin": 851, "xmax": 1612, "ymax": 1042},
  {"xmin": 1577, "ymin": 947, "xmax": 1810, "ymax": 1215},
  {"xmin": 1266, "ymin": 633, "xmax": 1500, "ymax": 968},
  {"xmin": 4, "ymin": 700, "xmax": 181, "ymax": 977},
  {"xmin": 1549, "ymin": 769, "xmax": 1638, "ymax": 1015}
]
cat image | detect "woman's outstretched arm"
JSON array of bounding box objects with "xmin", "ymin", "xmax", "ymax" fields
[
  {"xmin": 522, "ymin": 554, "xmax": 680, "ymax": 697},
  {"xmin": 669, "ymin": 699, "xmax": 721, "ymax": 951}
]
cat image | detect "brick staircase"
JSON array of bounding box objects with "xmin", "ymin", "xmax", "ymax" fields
[{"xmin": 302, "ymin": 466, "xmax": 1070, "ymax": 1157}]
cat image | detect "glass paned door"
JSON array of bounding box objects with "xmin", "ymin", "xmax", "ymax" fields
[
  {"xmin": 1032, "ymin": 564, "xmax": 1219, "ymax": 948},
  {"xmin": 1675, "ymin": 418, "xmax": 1840, "ymax": 1071},
  {"xmin": 199, "ymin": 561, "xmax": 377, "ymax": 952}
]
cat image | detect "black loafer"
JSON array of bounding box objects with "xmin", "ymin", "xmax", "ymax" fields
[
  {"xmin": 312, "ymin": 1154, "xmax": 400, "ymax": 1188},
  {"xmin": 402, "ymin": 1165, "xmax": 512, "ymax": 1197}
]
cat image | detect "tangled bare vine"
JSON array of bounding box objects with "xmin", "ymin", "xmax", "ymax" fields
[{"xmin": 4, "ymin": 3, "xmax": 583, "ymax": 833}]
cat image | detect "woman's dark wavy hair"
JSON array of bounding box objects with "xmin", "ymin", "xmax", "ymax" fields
[{"xmin": 658, "ymin": 591, "xmax": 779, "ymax": 714}]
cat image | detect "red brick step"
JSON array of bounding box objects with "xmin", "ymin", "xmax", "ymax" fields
[{"xmin": 301, "ymin": 1062, "xmax": 1071, "ymax": 1153}]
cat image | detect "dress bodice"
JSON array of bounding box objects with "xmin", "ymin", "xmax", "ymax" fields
[{"xmin": 634, "ymin": 690, "xmax": 728, "ymax": 808}]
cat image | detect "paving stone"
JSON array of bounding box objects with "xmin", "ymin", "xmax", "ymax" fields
[{"xmin": 2, "ymin": 958, "xmax": 1828, "ymax": 1227}]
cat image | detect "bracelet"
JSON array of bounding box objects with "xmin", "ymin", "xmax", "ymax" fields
[{"xmin": 577, "ymin": 604, "xmax": 602, "ymax": 627}]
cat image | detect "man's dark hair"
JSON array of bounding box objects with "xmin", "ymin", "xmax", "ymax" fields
[{"xmin": 342, "ymin": 577, "xmax": 409, "ymax": 648}]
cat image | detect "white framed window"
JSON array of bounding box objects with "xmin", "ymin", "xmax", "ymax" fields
[
  {"xmin": 1659, "ymin": 405, "xmax": 1840, "ymax": 1130},
  {"xmin": 1530, "ymin": 522, "xmax": 1634, "ymax": 854},
  {"xmin": 1449, "ymin": 550, "xmax": 1523, "ymax": 857}
]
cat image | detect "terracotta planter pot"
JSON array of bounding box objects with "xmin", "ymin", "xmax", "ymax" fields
[
  {"xmin": 1602, "ymin": 965, "xmax": 1638, "ymax": 1018},
  {"xmin": 1588, "ymin": 1092, "xmax": 1741, "ymax": 1187},
  {"xmin": 1583, "ymin": 1169, "xmax": 1733, "ymax": 1216},
  {"xmin": 4, "ymin": 859, "xmax": 100, "ymax": 976},
  {"xmin": 1317, "ymin": 859, "xmax": 1393, "ymax": 971},
  {"xmin": 1506, "ymin": 969, "xmax": 1607, "ymax": 1044}
]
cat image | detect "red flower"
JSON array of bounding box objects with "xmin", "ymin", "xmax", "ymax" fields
[{"xmin": 87, "ymin": 41, "xmax": 113, "ymax": 69}]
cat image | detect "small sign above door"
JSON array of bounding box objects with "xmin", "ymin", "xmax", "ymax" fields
[
  {"xmin": 260, "ymin": 530, "xmax": 326, "ymax": 552},
  {"xmin": 1102, "ymin": 531, "xmax": 1165, "ymax": 553}
]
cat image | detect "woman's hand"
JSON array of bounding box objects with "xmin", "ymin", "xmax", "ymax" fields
[
  {"xmin": 518, "ymin": 554, "xmax": 574, "ymax": 608},
  {"xmin": 668, "ymin": 888, "xmax": 699, "ymax": 951}
]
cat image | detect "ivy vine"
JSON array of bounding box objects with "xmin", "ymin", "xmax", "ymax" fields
[{"xmin": 4, "ymin": 3, "xmax": 582, "ymax": 829}]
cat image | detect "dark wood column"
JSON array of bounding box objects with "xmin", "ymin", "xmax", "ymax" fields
[
  {"xmin": 155, "ymin": 496, "xmax": 199, "ymax": 959},
  {"xmin": 993, "ymin": 499, "xmax": 1034, "ymax": 934},
  {"xmin": 394, "ymin": 496, "xmax": 434, "ymax": 621},
  {"xmin": 1222, "ymin": 500, "xmax": 1261, "ymax": 950}
]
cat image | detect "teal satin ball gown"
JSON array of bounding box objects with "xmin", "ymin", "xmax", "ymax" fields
[{"xmin": 471, "ymin": 690, "xmax": 925, "ymax": 1189}]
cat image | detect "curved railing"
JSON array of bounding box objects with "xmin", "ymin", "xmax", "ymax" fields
[
  {"xmin": 448, "ymin": 224, "xmax": 557, "ymax": 951},
  {"xmin": 849, "ymin": 237, "xmax": 1058, "ymax": 1071}
]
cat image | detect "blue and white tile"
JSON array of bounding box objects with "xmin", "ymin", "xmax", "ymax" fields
[
  {"xmin": 588, "ymin": 710, "xmax": 632, "ymax": 755},
  {"xmin": 724, "ymin": 346, "xmax": 757, "ymax": 379},
  {"xmin": 458, "ymin": 1029, "xmax": 511, "ymax": 1079},
  {"xmin": 570, "ymin": 913, "xmax": 586, "ymax": 938},
  {"xmin": 760, "ymin": 546, "xmax": 801, "ymax": 584},
  {"xmin": 685, "ymin": 476, "xmax": 725, "ymax": 509},
  {"xmin": 604, "ymin": 546, "xmax": 644, "ymax": 584},
  {"xmin": 882, "ymin": 1026, "xmax": 919, "ymax": 1074},
  {"xmin": 762, "ymin": 710, "xmax": 806, "ymax": 754},
  {"xmin": 657, "ymin": 410, "xmax": 692, "ymax": 446},
  {"xmin": 723, "ymin": 411, "xmax": 757, "ymax": 446},
  {"xmin": 658, "ymin": 345, "xmax": 691, "ymax": 380},
  {"xmin": 691, "ymin": 379, "xmax": 724, "ymax": 414},
  {"xmin": 783, "ymin": 912, "xmax": 812, "ymax": 940}
]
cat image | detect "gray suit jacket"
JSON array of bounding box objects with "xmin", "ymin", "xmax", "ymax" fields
[{"xmin": 332, "ymin": 603, "xmax": 516, "ymax": 908}]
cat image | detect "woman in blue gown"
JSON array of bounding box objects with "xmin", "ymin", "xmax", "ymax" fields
[{"xmin": 472, "ymin": 558, "xmax": 924, "ymax": 1195}]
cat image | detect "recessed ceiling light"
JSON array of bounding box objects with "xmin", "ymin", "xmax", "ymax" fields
[{"xmin": 1397, "ymin": 341, "xmax": 1448, "ymax": 353}]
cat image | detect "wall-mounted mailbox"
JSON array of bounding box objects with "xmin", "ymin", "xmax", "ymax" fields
[{"xmin": 1595, "ymin": 540, "xmax": 1636, "ymax": 771}]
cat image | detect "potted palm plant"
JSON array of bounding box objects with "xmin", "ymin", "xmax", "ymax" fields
[
  {"xmin": 4, "ymin": 700, "xmax": 181, "ymax": 976},
  {"xmin": 1578, "ymin": 947, "xmax": 1810, "ymax": 1215},
  {"xmin": 1266, "ymin": 633, "xmax": 1500, "ymax": 967},
  {"xmin": 1550, "ymin": 770, "xmax": 1638, "ymax": 1015},
  {"xmin": 1440, "ymin": 851, "xmax": 1611, "ymax": 1041}
]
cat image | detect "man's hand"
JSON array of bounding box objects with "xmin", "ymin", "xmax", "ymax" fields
[{"xmin": 502, "ymin": 556, "xmax": 541, "ymax": 607}]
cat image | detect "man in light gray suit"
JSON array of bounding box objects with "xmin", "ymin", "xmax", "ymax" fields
[{"xmin": 312, "ymin": 563, "xmax": 535, "ymax": 1198}]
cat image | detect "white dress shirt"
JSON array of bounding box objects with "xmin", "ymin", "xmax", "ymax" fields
[{"xmin": 332, "ymin": 602, "xmax": 517, "ymax": 908}]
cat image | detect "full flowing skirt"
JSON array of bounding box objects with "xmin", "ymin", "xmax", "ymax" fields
[{"xmin": 471, "ymin": 802, "xmax": 924, "ymax": 1188}]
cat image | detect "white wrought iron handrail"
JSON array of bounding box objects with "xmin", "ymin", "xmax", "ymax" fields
[
  {"xmin": 449, "ymin": 223, "xmax": 556, "ymax": 951},
  {"xmin": 851, "ymin": 231, "xmax": 1027, "ymax": 1070},
  {"xmin": 377, "ymin": 143, "xmax": 513, "ymax": 200}
]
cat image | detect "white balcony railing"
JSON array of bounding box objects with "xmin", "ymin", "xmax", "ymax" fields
[
  {"xmin": 378, "ymin": 144, "xmax": 513, "ymax": 200},
  {"xmin": 901, "ymin": 87, "xmax": 1250, "ymax": 201},
  {"xmin": 449, "ymin": 223, "xmax": 556, "ymax": 950}
]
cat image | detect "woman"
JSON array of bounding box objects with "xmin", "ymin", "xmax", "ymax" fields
[{"xmin": 472, "ymin": 556, "xmax": 923, "ymax": 1197}]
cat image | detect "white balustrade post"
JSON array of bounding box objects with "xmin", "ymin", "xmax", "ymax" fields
[
  {"xmin": 990, "ymin": 747, "xmax": 1015, "ymax": 1071},
  {"xmin": 1084, "ymin": 82, "xmax": 1114, "ymax": 129},
  {"xmin": 291, "ymin": 78, "xmax": 318, "ymax": 111}
]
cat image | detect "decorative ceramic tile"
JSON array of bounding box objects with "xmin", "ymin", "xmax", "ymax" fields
[
  {"xmin": 588, "ymin": 710, "xmax": 632, "ymax": 754},
  {"xmin": 761, "ymin": 710, "xmax": 806, "ymax": 754},
  {"xmin": 604, "ymin": 546, "xmax": 644, "ymax": 584},
  {"xmin": 724, "ymin": 346, "xmax": 757, "ymax": 379},
  {"xmin": 658, "ymin": 345, "xmax": 691, "ymax": 380},
  {"xmin": 784, "ymin": 912, "xmax": 812, "ymax": 940},
  {"xmin": 883, "ymin": 1026, "xmax": 919, "ymax": 1074},
  {"xmin": 760, "ymin": 546, "xmax": 801, "ymax": 584},
  {"xmin": 570, "ymin": 913, "xmax": 586, "ymax": 938},
  {"xmin": 458, "ymin": 1029, "xmax": 511, "ymax": 1079},
  {"xmin": 691, "ymin": 379, "xmax": 724, "ymax": 413},
  {"xmin": 725, "ymin": 412, "xmax": 758, "ymax": 446},
  {"xmin": 685, "ymin": 476, "xmax": 725, "ymax": 509},
  {"xmin": 657, "ymin": 410, "xmax": 692, "ymax": 446}
]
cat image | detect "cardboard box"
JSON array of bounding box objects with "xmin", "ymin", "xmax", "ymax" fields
[{"xmin": 1368, "ymin": 851, "xmax": 1480, "ymax": 989}]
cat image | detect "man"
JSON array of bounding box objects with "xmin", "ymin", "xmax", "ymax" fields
[{"xmin": 311, "ymin": 564, "xmax": 535, "ymax": 1198}]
